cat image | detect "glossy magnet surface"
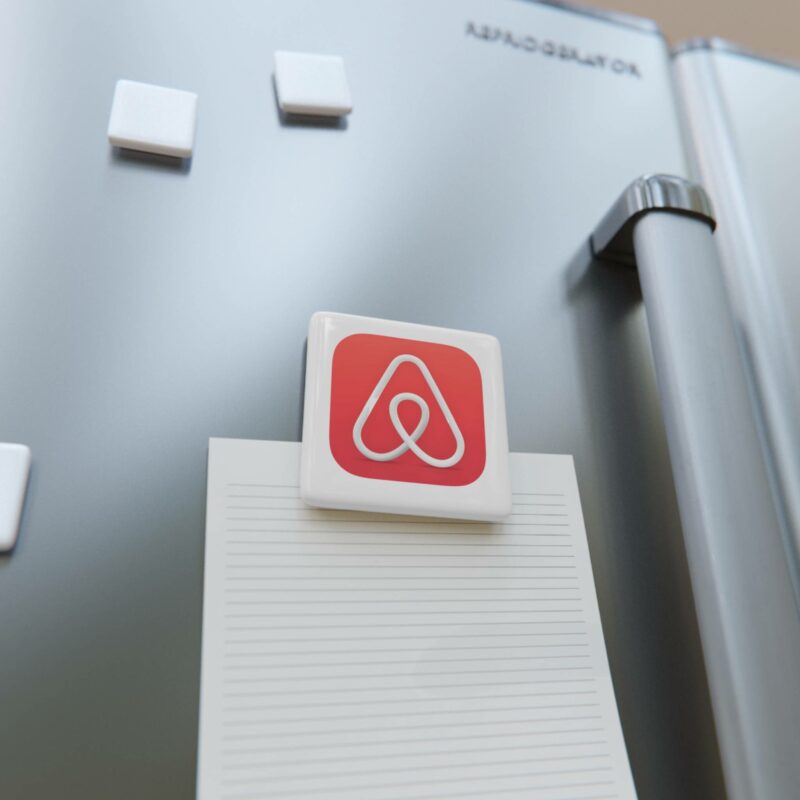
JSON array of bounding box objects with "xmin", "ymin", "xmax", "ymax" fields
[
  {"xmin": 108, "ymin": 79, "xmax": 198, "ymax": 158},
  {"xmin": 301, "ymin": 312, "xmax": 511, "ymax": 521},
  {"xmin": 274, "ymin": 51, "xmax": 353, "ymax": 117}
]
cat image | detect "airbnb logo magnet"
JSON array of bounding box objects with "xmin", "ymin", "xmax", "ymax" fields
[{"xmin": 301, "ymin": 313, "xmax": 511, "ymax": 521}]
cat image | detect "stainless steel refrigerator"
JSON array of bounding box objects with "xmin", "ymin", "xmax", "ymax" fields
[
  {"xmin": 670, "ymin": 38, "xmax": 800, "ymax": 800},
  {"xmin": 1, "ymin": 2, "xmax": 798, "ymax": 799}
]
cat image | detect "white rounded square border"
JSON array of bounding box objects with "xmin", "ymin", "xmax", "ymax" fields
[{"xmin": 300, "ymin": 312, "xmax": 511, "ymax": 521}]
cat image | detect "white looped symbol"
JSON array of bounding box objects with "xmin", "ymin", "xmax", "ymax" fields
[{"xmin": 352, "ymin": 354, "xmax": 465, "ymax": 469}]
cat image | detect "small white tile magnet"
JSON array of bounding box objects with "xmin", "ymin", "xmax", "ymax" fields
[
  {"xmin": 0, "ymin": 443, "xmax": 31, "ymax": 552},
  {"xmin": 274, "ymin": 51, "xmax": 352, "ymax": 117},
  {"xmin": 108, "ymin": 79, "xmax": 198, "ymax": 158}
]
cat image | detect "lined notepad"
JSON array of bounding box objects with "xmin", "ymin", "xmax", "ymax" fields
[{"xmin": 197, "ymin": 439, "xmax": 636, "ymax": 800}]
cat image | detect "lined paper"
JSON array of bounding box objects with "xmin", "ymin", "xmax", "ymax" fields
[{"xmin": 197, "ymin": 439, "xmax": 636, "ymax": 800}]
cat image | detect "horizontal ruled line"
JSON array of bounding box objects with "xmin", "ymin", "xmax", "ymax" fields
[
  {"xmin": 224, "ymin": 609, "xmax": 582, "ymax": 616},
  {"xmin": 225, "ymin": 518, "xmax": 570, "ymax": 527},
  {"xmin": 225, "ymin": 565, "xmax": 578, "ymax": 570},
  {"xmin": 222, "ymin": 762, "xmax": 612, "ymax": 785},
  {"xmin": 224, "ymin": 670, "xmax": 593, "ymax": 686},
  {"xmin": 224, "ymin": 598, "xmax": 582, "ymax": 605},
  {"xmin": 512, "ymin": 512, "xmax": 569, "ymax": 517},
  {"xmin": 222, "ymin": 731, "xmax": 608, "ymax": 757},
  {"xmin": 224, "ymin": 656, "xmax": 591, "ymax": 671},
  {"xmin": 224, "ymin": 487, "xmax": 567, "ymax": 495},
  {"xmin": 227, "ymin": 494, "xmax": 300, "ymax": 499},
  {"xmin": 223, "ymin": 518, "xmax": 487, "ymax": 524},
  {"xmin": 223, "ymin": 676, "xmax": 596, "ymax": 690},
  {"xmin": 226, "ymin": 623, "xmax": 586, "ymax": 632},
  {"xmin": 513, "ymin": 502, "xmax": 567, "ymax": 507},
  {"xmin": 227, "ymin": 483, "xmax": 298, "ymax": 489},
  {"xmin": 222, "ymin": 773, "xmax": 613, "ymax": 794},
  {"xmin": 223, "ymin": 752, "xmax": 612, "ymax": 783},
  {"xmin": 222, "ymin": 713, "xmax": 604, "ymax": 740},
  {"xmin": 225, "ymin": 506, "xmax": 568, "ymax": 518},
  {"xmin": 224, "ymin": 644, "xmax": 590, "ymax": 658},
  {"xmin": 225, "ymin": 554, "xmax": 576, "ymax": 560},
  {"xmin": 226, "ymin": 528, "xmax": 572, "ymax": 536},
  {"xmin": 222, "ymin": 693, "xmax": 598, "ymax": 708},
  {"xmin": 224, "ymin": 740, "xmax": 610, "ymax": 774},
  {"xmin": 225, "ymin": 631, "xmax": 589, "ymax": 647},
  {"xmin": 223, "ymin": 656, "xmax": 592, "ymax": 682},
  {"xmin": 223, "ymin": 588, "xmax": 582, "ymax": 594},
  {"xmin": 224, "ymin": 575, "xmax": 579, "ymax": 581},
  {"xmin": 224, "ymin": 541, "xmax": 574, "ymax": 548},
  {"xmin": 222, "ymin": 694, "xmax": 601, "ymax": 707},
  {"xmin": 373, "ymin": 787, "xmax": 617, "ymax": 800}
]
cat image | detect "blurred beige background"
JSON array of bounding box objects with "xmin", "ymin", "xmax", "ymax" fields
[{"xmin": 579, "ymin": 0, "xmax": 799, "ymax": 62}]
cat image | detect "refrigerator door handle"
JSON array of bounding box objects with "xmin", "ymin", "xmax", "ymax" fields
[
  {"xmin": 591, "ymin": 173, "xmax": 716, "ymax": 266},
  {"xmin": 591, "ymin": 175, "xmax": 800, "ymax": 800}
]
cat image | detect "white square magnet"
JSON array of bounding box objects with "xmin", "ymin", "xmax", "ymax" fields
[
  {"xmin": 0, "ymin": 443, "xmax": 31, "ymax": 552},
  {"xmin": 107, "ymin": 79, "xmax": 198, "ymax": 158},
  {"xmin": 274, "ymin": 51, "xmax": 353, "ymax": 117},
  {"xmin": 301, "ymin": 312, "xmax": 511, "ymax": 521}
]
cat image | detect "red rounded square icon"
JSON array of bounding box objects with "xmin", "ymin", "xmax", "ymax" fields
[{"xmin": 329, "ymin": 333, "xmax": 486, "ymax": 486}]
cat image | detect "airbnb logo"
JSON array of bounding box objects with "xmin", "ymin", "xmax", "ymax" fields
[
  {"xmin": 329, "ymin": 334, "xmax": 486, "ymax": 486},
  {"xmin": 353, "ymin": 354, "xmax": 465, "ymax": 468}
]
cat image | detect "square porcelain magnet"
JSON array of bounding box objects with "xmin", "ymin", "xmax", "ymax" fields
[
  {"xmin": 107, "ymin": 79, "xmax": 198, "ymax": 158},
  {"xmin": 274, "ymin": 51, "xmax": 353, "ymax": 117},
  {"xmin": 301, "ymin": 312, "xmax": 511, "ymax": 521}
]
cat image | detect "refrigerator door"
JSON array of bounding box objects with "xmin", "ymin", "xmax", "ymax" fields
[
  {"xmin": 0, "ymin": 2, "xmax": 723, "ymax": 798},
  {"xmin": 674, "ymin": 44, "xmax": 800, "ymax": 796},
  {"xmin": 593, "ymin": 175, "xmax": 800, "ymax": 800},
  {"xmin": 673, "ymin": 41, "xmax": 800, "ymax": 590},
  {"xmin": 673, "ymin": 41, "xmax": 800, "ymax": 800}
]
